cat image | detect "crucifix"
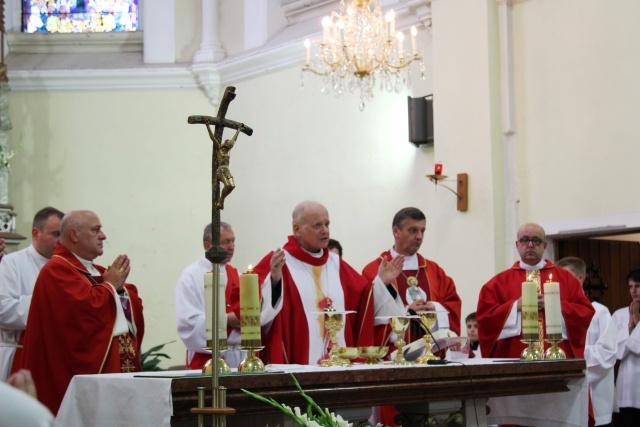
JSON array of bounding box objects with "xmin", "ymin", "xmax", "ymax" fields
[
  {"xmin": 187, "ymin": 86, "xmax": 253, "ymax": 427},
  {"xmin": 188, "ymin": 86, "xmax": 253, "ymax": 265}
]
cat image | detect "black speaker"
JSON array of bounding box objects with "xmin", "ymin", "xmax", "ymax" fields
[{"xmin": 408, "ymin": 95, "xmax": 434, "ymax": 146}]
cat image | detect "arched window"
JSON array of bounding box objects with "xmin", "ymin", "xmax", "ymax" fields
[{"xmin": 21, "ymin": 0, "xmax": 139, "ymax": 33}]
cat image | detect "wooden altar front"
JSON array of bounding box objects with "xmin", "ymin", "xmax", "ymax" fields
[{"xmin": 170, "ymin": 359, "xmax": 587, "ymax": 427}]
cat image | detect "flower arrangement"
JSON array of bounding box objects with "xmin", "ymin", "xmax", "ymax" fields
[
  {"xmin": 242, "ymin": 374, "xmax": 353, "ymax": 427},
  {"xmin": 0, "ymin": 138, "xmax": 22, "ymax": 170}
]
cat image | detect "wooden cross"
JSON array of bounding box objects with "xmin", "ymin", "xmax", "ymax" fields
[{"xmin": 188, "ymin": 86, "xmax": 253, "ymax": 264}]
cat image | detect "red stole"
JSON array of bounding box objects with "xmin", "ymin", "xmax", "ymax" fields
[{"xmin": 249, "ymin": 236, "xmax": 374, "ymax": 365}]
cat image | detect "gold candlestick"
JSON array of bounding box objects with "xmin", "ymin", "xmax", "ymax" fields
[
  {"xmin": 416, "ymin": 312, "xmax": 439, "ymax": 363},
  {"xmin": 201, "ymin": 339, "xmax": 231, "ymax": 375},
  {"xmin": 238, "ymin": 345, "xmax": 265, "ymax": 372},
  {"xmin": 544, "ymin": 333, "xmax": 566, "ymax": 360},
  {"xmin": 521, "ymin": 333, "xmax": 544, "ymax": 361}
]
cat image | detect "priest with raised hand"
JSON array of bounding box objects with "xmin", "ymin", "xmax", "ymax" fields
[
  {"xmin": 235, "ymin": 200, "xmax": 401, "ymax": 365},
  {"xmin": 477, "ymin": 222, "xmax": 594, "ymax": 359},
  {"xmin": 11, "ymin": 210, "xmax": 145, "ymax": 415}
]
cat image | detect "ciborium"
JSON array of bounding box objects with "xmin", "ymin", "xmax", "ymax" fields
[
  {"xmin": 544, "ymin": 333, "xmax": 566, "ymax": 360},
  {"xmin": 416, "ymin": 311, "xmax": 440, "ymax": 363}
]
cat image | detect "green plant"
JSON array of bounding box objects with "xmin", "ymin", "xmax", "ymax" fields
[
  {"xmin": 242, "ymin": 373, "xmax": 354, "ymax": 427},
  {"xmin": 141, "ymin": 340, "xmax": 175, "ymax": 371}
]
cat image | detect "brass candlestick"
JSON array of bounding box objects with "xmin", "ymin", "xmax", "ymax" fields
[
  {"xmin": 320, "ymin": 308, "xmax": 350, "ymax": 367},
  {"xmin": 390, "ymin": 317, "xmax": 412, "ymax": 365},
  {"xmin": 544, "ymin": 333, "xmax": 566, "ymax": 360},
  {"xmin": 238, "ymin": 345, "xmax": 265, "ymax": 372},
  {"xmin": 202, "ymin": 339, "xmax": 231, "ymax": 375},
  {"xmin": 416, "ymin": 312, "xmax": 439, "ymax": 363},
  {"xmin": 521, "ymin": 333, "xmax": 543, "ymax": 361}
]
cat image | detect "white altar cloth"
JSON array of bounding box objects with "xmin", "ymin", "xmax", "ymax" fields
[{"xmin": 54, "ymin": 359, "xmax": 587, "ymax": 427}]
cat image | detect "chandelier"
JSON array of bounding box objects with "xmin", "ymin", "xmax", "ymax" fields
[{"xmin": 302, "ymin": 0, "xmax": 424, "ymax": 111}]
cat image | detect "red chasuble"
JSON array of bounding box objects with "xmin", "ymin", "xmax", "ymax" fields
[
  {"xmin": 477, "ymin": 260, "xmax": 594, "ymax": 358},
  {"xmin": 230, "ymin": 236, "xmax": 375, "ymax": 365},
  {"xmin": 362, "ymin": 251, "xmax": 462, "ymax": 339},
  {"xmin": 189, "ymin": 263, "xmax": 240, "ymax": 369},
  {"xmin": 11, "ymin": 244, "xmax": 145, "ymax": 415}
]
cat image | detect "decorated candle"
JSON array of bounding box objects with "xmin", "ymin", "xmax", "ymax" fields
[
  {"xmin": 204, "ymin": 269, "xmax": 228, "ymax": 342},
  {"xmin": 521, "ymin": 280, "xmax": 538, "ymax": 335},
  {"xmin": 544, "ymin": 278, "xmax": 561, "ymax": 335},
  {"xmin": 240, "ymin": 266, "xmax": 261, "ymax": 343}
]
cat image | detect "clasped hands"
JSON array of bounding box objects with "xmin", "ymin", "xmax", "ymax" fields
[{"xmin": 104, "ymin": 255, "xmax": 130, "ymax": 291}]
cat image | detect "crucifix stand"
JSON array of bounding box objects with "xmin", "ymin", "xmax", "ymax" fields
[{"xmin": 187, "ymin": 86, "xmax": 253, "ymax": 427}]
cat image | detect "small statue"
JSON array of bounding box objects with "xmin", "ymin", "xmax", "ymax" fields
[{"xmin": 205, "ymin": 122, "xmax": 244, "ymax": 210}]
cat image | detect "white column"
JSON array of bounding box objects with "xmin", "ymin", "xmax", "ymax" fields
[
  {"xmin": 191, "ymin": 0, "xmax": 225, "ymax": 106},
  {"xmin": 193, "ymin": 0, "xmax": 226, "ymax": 63},
  {"xmin": 497, "ymin": 0, "xmax": 519, "ymax": 259},
  {"xmin": 143, "ymin": 0, "xmax": 176, "ymax": 64}
]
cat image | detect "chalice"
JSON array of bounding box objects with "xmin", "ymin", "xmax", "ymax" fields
[
  {"xmin": 416, "ymin": 311, "xmax": 440, "ymax": 363},
  {"xmin": 390, "ymin": 317, "xmax": 412, "ymax": 365},
  {"xmin": 319, "ymin": 308, "xmax": 351, "ymax": 368}
]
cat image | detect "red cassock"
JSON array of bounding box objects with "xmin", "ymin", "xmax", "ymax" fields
[
  {"xmin": 230, "ymin": 236, "xmax": 375, "ymax": 365},
  {"xmin": 477, "ymin": 260, "xmax": 594, "ymax": 358},
  {"xmin": 189, "ymin": 264, "xmax": 240, "ymax": 369},
  {"xmin": 362, "ymin": 251, "xmax": 462, "ymax": 338},
  {"xmin": 11, "ymin": 244, "xmax": 145, "ymax": 415}
]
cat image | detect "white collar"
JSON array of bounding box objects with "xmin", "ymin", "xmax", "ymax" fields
[
  {"xmin": 72, "ymin": 253, "xmax": 101, "ymax": 276},
  {"xmin": 519, "ymin": 259, "xmax": 546, "ymax": 271},
  {"xmin": 390, "ymin": 247, "xmax": 418, "ymax": 270}
]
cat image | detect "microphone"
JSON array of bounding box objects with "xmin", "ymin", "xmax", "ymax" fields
[{"xmin": 425, "ymin": 326, "xmax": 449, "ymax": 365}]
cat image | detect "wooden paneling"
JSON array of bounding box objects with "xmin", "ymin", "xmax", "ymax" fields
[{"xmin": 557, "ymin": 239, "xmax": 640, "ymax": 314}]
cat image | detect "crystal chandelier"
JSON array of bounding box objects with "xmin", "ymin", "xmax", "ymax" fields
[{"xmin": 302, "ymin": 0, "xmax": 424, "ymax": 111}]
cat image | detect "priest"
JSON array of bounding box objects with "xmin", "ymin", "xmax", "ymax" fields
[
  {"xmin": 233, "ymin": 200, "xmax": 401, "ymax": 365},
  {"xmin": 362, "ymin": 207, "xmax": 462, "ymax": 343},
  {"xmin": 11, "ymin": 210, "xmax": 145, "ymax": 415},
  {"xmin": 477, "ymin": 223, "xmax": 594, "ymax": 359}
]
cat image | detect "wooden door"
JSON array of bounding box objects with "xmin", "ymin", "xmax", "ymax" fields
[{"xmin": 555, "ymin": 238, "xmax": 640, "ymax": 314}]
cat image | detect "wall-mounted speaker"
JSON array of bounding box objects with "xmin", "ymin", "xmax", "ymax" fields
[{"xmin": 408, "ymin": 95, "xmax": 434, "ymax": 147}]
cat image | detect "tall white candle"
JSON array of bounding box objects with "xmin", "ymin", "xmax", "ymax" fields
[
  {"xmin": 204, "ymin": 272, "xmax": 213, "ymax": 341},
  {"xmin": 204, "ymin": 269, "xmax": 228, "ymax": 342},
  {"xmin": 322, "ymin": 16, "xmax": 331, "ymax": 42},
  {"xmin": 388, "ymin": 10, "xmax": 395, "ymax": 39},
  {"xmin": 240, "ymin": 267, "xmax": 261, "ymax": 342},
  {"xmin": 304, "ymin": 38, "xmax": 311, "ymax": 65},
  {"xmin": 397, "ymin": 31, "xmax": 404, "ymax": 57},
  {"xmin": 521, "ymin": 281, "xmax": 538, "ymax": 335},
  {"xmin": 410, "ymin": 26, "xmax": 417, "ymax": 54},
  {"xmin": 218, "ymin": 268, "xmax": 228, "ymax": 340},
  {"xmin": 544, "ymin": 280, "xmax": 561, "ymax": 335}
]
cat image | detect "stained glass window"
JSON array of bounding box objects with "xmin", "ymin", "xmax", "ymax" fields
[{"xmin": 22, "ymin": 1, "xmax": 139, "ymax": 33}]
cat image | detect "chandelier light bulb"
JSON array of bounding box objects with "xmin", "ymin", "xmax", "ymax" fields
[{"xmin": 301, "ymin": 0, "xmax": 424, "ymax": 110}]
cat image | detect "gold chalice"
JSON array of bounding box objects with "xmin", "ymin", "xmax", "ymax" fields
[
  {"xmin": 359, "ymin": 346, "xmax": 388, "ymax": 364},
  {"xmin": 416, "ymin": 311, "xmax": 439, "ymax": 363},
  {"xmin": 320, "ymin": 308, "xmax": 350, "ymax": 367},
  {"xmin": 390, "ymin": 317, "xmax": 412, "ymax": 365}
]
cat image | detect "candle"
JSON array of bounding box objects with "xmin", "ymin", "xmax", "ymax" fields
[
  {"xmin": 388, "ymin": 9, "xmax": 395, "ymax": 39},
  {"xmin": 384, "ymin": 10, "xmax": 393, "ymax": 39},
  {"xmin": 204, "ymin": 272, "xmax": 213, "ymax": 341},
  {"xmin": 544, "ymin": 278, "xmax": 561, "ymax": 336},
  {"xmin": 521, "ymin": 280, "xmax": 538, "ymax": 335},
  {"xmin": 304, "ymin": 38, "xmax": 311, "ymax": 66},
  {"xmin": 240, "ymin": 266, "xmax": 261, "ymax": 343},
  {"xmin": 435, "ymin": 163, "xmax": 443, "ymax": 175},
  {"xmin": 322, "ymin": 16, "xmax": 331, "ymax": 42},
  {"xmin": 397, "ymin": 31, "xmax": 404, "ymax": 57},
  {"xmin": 218, "ymin": 268, "xmax": 228, "ymax": 340},
  {"xmin": 411, "ymin": 26, "xmax": 417, "ymax": 54},
  {"xmin": 204, "ymin": 269, "xmax": 228, "ymax": 341}
]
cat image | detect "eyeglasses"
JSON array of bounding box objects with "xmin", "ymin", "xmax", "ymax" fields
[{"xmin": 518, "ymin": 237, "xmax": 544, "ymax": 246}]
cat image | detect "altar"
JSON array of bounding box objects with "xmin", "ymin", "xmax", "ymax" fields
[{"xmin": 55, "ymin": 358, "xmax": 587, "ymax": 427}]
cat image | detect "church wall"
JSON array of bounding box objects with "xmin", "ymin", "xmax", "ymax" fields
[
  {"xmin": 5, "ymin": 30, "xmax": 437, "ymax": 367},
  {"xmin": 512, "ymin": 0, "xmax": 640, "ymax": 223}
]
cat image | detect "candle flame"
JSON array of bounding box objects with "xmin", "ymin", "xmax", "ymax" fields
[{"xmin": 546, "ymin": 273, "xmax": 553, "ymax": 282}]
